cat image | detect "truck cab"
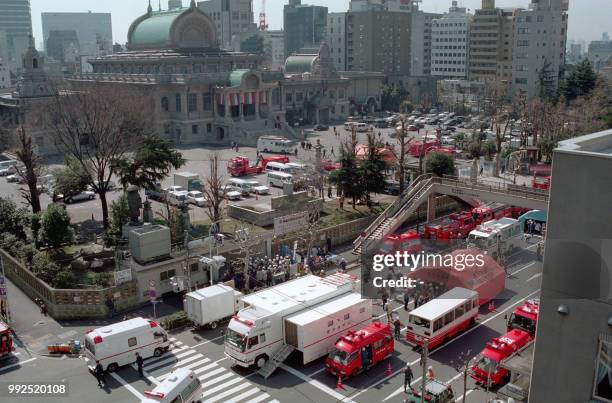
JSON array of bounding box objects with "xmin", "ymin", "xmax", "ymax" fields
[
  {"xmin": 379, "ymin": 231, "xmax": 422, "ymax": 255},
  {"xmin": 0, "ymin": 321, "xmax": 14, "ymax": 359},
  {"xmin": 405, "ymin": 379, "xmax": 455, "ymax": 403},
  {"xmin": 507, "ymin": 299, "xmax": 539, "ymax": 336},
  {"xmin": 467, "ymin": 217, "xmax": 522, "ymax": 258}
]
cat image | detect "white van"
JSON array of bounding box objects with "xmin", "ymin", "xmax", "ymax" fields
[
  {"xmin": 355, "ymin": 122, "xmax": 369, "ymax": 132},
  {"xmin": 141, "ymin": 368, "xmax": 203, "ymax": 403},
  {"xmin": 285, "ymin": 162, "xmax": 306, "ymax": 173},
  {"xmin": 84, "ymin": 317, "xmax": 170, "ymax": 372},
  {"xmin": 265, "ymin": 162, "xmax": 292, "ymax": 173},
  {"xmin": 257, "ymin": 136, "xmax": 296, "ymax": 154},
  {"xmin": 167, "ymin": 190, "xmax": 189, "ymax": 206},
  {"xmin": 227, "ymin": 178, "xmax": 251, "ymax": 196},
  {"xmin": 268, "ymin": 171, "xmax": 293, "ymax": 187}
]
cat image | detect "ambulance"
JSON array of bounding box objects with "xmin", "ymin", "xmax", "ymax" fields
[
  {"xmin": 84, "ymin": 317, "xmax": 170, "ymax": 372},
  {"xmin": 466, "ymin": 217, "xmax": 523, "ymax": 259},
  {"xmin": 325, "ymin": 321, "xmax": 394, "ymax": 378},
  {"xmin": 141, "ymin": 368, "xmax": 202, "ymax": 403}
]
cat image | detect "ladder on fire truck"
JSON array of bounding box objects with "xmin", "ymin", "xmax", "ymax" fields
[
  {"xmin": 257, "ymin": 344, "xmax": 295, "ymax": 379},
  {"xmin": 353, "ymin": 175, "xmax": 549, "ymax": 255}
]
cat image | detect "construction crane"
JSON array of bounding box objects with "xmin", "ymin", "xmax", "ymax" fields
[{"xmin": 259, "ymin": 0, "xmax": 268, "ymax": 32}]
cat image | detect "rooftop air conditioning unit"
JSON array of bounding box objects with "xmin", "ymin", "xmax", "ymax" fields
[{"xmin": 129, "ymin": 225, "xmax": 171, "ymax": 264}]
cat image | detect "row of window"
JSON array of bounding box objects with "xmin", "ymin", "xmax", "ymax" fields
[
  {"xmin": 95, "ymin": 62, "xmax": 257, "ymax": 75},
  {"xmin": 516, "ymin": 15, "xmax": 546, "ymax": 23},
  {"xmin": 433, "ymin": 67, "xmax": 466, "ymax": 73},
  {"xmin": 433, "ymin": 22, "xmax": 468, "ymax": 28},
  {"xmin": 161, "ymin": 93, "xmax": 213, "ymax": 113},
  {"xmin": 434, "ymin": 37, "xmax": 468, "ymax": 42},
  {"xmin": 433, "ymin": 31, "xmax": 468, "ymax": 36},
  {"xmin": 432, "ymin": 59, "xmax": 466, "ymax": 65},
  {"xmin": 433, "ymin": 53, "xmax": 467, "ymax": 57},
  {"xmin": 433, "ymin": 45, "xmax": 467, "ymax": 50}
]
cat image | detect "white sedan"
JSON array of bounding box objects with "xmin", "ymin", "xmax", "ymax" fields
[
  {"xmin": 246, "ymin": 180, "xmax": 270, "ymax": 195},
  {"xmin": 221, "ymin": 185, "xmax": 241, "ymax": 201},
  {"xmin": 186, "ymin": 190, "xmax": 209, "ymax": 207}
]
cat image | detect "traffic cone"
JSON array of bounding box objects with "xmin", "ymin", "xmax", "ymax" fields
[
  {"xmin": 385, "ymin": 362, "xmax": 392, "ymax": 376},
  {"xmin": 336, "ymin": 375, "xmax": 345, "ymax": 390},
  {"xmin": 488, "ymin": 301, "xmax": 496, "ymax": 313}
]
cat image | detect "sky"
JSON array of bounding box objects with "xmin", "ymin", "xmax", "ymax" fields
[{"xmin": 30, "ymin": 0, "xmax": 611, "ymax": 49}]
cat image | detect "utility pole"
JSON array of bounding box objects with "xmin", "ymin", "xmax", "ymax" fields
[
  {"xmin": 420, "ymin": 339, "xmax": 429, "ymax": 402},
  {"xmin": 183, "ymin": 230, "xmax": 192, "ymax": 291}
]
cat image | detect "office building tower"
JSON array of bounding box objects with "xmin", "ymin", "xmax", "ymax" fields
[
  {"xmin": 198, "ymin": 0, "xmax": 256, "ymax": 50},
  {"xmin": 283, "ymin": 1, "xmax": 328, "ymax": 58},
  {"xmin": 326, "ymin": 13, "xmax": 346, "ymax": 71},
  {"xmin": 42, "ymin": 12, "xmax": 112, "ymax": 58},
  {"xmin": 0, "ymin": 0, "xmax": 33, "ymax": 74},
  {"xmin": 431, "ymin": 1, "xmax": 471, "ymax": 79}
]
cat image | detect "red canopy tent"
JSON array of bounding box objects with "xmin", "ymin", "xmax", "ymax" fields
[{"xmin": 355, "ymin": 144, "xmax": 397, "ymax": 164}]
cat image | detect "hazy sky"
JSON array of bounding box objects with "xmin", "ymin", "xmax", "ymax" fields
[{"xmin": 31, "ymin": 0, "xmax": 611, "ymax": 48}]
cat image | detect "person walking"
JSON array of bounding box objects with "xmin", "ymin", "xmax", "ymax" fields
[
  {"xmin": 403, "ymin": 290, "xmax": 411, "ymax": 311},
  {"xmin": 331, "ymin": 147, "xmax": 335, "ymax": 157},
  {"xmin": 393, "ymin": 318, "xmax": 402, "ymax": 340},
  {"xmin": 427, "ymin": 365, "xmax": 435, "ymax": 380},
  {"xmin": 339, "ymin": 257, "xmax": 347, "ymax": 273},
  {"xmin": 386, "ymin": 302, "xmax": 393, "ymax": 324},
  {"xmin": 403, "ymin": 364, "xmax": 414, "ymax": 393},
  {"xmin": 105, "ymin": 297, "xmax": 115, "ymax": 319},
  {"xmin": 323, "ymin": 148, "xmax": 327, "ymax": 158},
  {"xmin": 294, "ymin": 148, "xmax": 298, "ymax": 157},
  {"xmin": 94, "ymin": 361, "xmax": 106, "ymax": 387},
  {"xmin": 536, "ymin": 242, "xmax": 542, "ymax": 261},
  {"xmin": 339, "ymin": 195, "xmax": 344, "ymax": 210},
  {"xmin": 40, "ymin": 302, "xmax": 48, "ymax": 316},
  {"xmin": 135, "ymin": 352, "xmax": 144, "ymax": 377},
  {"xmin": 382, "ymin": 292, "xmax": 388, "ymax": 310}
]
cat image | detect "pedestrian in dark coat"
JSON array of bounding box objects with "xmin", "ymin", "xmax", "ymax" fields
[
  {"xmin": 403, "ymin": 364, "xmax": 414, "ymax": 392},
  {"xmin": 135, "ymin": 352, "xmax": 144, "ymax": 377},
  {"xmin": 95, "ymin": 361, "xmax": 106, "ymax": 386}
]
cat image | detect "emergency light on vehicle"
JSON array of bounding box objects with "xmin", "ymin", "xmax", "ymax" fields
[
  {"xmin": 149, "ymin": 320, "xmax": 158, "ymax": 328},
  {"xmin": 93, "ymin": 335, "xmax": 103, "ymax": 344},
  {"xmin": 144, "ymin": 390, "xmax": 165, "ymax": 399},
  {"xmin": 232, "ymin": 315, "xmax": 254, "ymax": 327}
]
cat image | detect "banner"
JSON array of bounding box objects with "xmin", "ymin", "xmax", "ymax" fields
[{"xmin": 114, "ymin": 269, "xmax": 132, "ymax": 285}]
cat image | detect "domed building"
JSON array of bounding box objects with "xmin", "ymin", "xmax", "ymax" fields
[{"xmin": 69, "ymin": 0, "xmax": 286, "ymax": 146}]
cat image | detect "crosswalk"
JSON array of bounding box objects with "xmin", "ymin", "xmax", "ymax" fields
[{"xmin": 135, "ymin": 337, "xmax": 279, "ymax": 403}]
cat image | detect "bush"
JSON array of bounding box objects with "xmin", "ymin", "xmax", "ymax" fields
[
  {"xmin": 425, "ymin": 153, "xmax": 455, "ymax": 177},
  {"xmin": 0, "ymin": 233, "xmax": 24, "ymax": 257},
  {"xmin": 19, "ymin": 244, "xmax": 37, "ymax": 265},
  {"xmin": 39, "ymin": 204, "xmax": 73, "ymax": 250},
  {"xmin": 54, "ymin": 269, "xmax": 77, "ymax": 289},
  {"xmin": 31, "ymin": 252, "xmax": 61, "ymax": 284},
  {"xmin": 86, "ymin": 272, "xmax": 112, "ymax": 288},
  {"xmin": 161, "ymin": 311, "xmax": 190, "ymax": 331}
]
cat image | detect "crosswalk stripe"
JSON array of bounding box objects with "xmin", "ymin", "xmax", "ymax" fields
[
  {"xmin": 169, "ymin": 345, "xmax": 189, "ymax": 353},
  {"xmin": 244, "ymin": 393, "xmax": 271, "ymax": 403},
  {"xmin": 193, "ymin": 362, "xmax": 218, "ymax": 374},
  {"xmin": 144, "ymin": 356, "xmax": 177, "ymax": 370},
  {"xmin": 175, "ymin": 349, "xmax": 197, "ymax": 359},
  {"xmin": 157, "ymin": 358, "xmax": 211, "ymax": 380},
  {"xmin": 170, "ymin": 341, "xmax": 184, "ymax": 346},
  {"xmin": 268, "ymin": 400, "xmax": 280, "ymax": 403},
  {"xmin": 201, "ymin": 372, "xmax": 234, "ymax": 388},
  {"xmin": 198, "ymin": 367, "xmax": 226, "ymax": 380},
  {"xmin": 224, "ymin": 387, "xmax": 261, "ymax": 403},
  {"xmin": 149, "ymin": 353, "xmax": 203, "ymax": 374},
  {"xmin": 203, "ymin": 383, "xmax": 250, "ymax": 403},
  {"xmin": 201, "ymin": 377, "xmax": 243, "ymax": 397},
  {"xmin": 169, "ymin": 337, "xmax": 177, "ymax": 341}
]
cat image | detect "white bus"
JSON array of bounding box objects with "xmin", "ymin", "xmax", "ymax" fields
[
  {"xmin": 265, "ymin": 162, "xmax": 292, "ymax": 173},
  {"xmin": 257, "ymin": 136, "xmax": 296, "ymax": 154},
  {"xmin": 268, "ymin": 171, "xmax": 293, "ymax": 188},
  {"xmin": 141, "ymin": 368, "xmax": 203, "ymax": 403},
  {"xmin": 355, "ymin": 122, "xmax": 369, "ymax": 132},
  {"xmin": 285, "ymin": 162, "xmax": 306, "ymax": 173},
  {"xmin": 227, "ymin": 178, "xmax": 252, "ymax": 196},
  {"xmin": 405, "ymin": 287, "xmax": 479, "ymax": 350}
]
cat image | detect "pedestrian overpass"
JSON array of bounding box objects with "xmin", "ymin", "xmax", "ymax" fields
[{"xmin": 353, "ymin": 174, "xmax": 549, "ymax": 254}]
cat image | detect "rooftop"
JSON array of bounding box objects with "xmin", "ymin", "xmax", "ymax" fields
[
  {"xmin": 409, "ymin": 287, "xmax": 477, "ymax": 321},
  {"xmin": 557, "ymin": 128, "xmax": 612, "ymax": 157}
]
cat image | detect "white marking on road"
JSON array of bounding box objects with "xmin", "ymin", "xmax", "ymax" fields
[
  {"xmin": 192, "ymin": 335, "xmax": 225, "ymax": 349},
  {"xmin": 509, "ymin": 261, "xmax": 537, "ymax": 276},
  {"xmin": 201, "ymin": 377, "xmax": 243, "ymax": 397},
  {"xmin": 109, "ymin": 372, "xmax": 146, "ymax": 401},
  {"xmin": 158, "ymin": 358, "xmax": 211, "ymax": 380},
  {"xmin": 203, "ymin": 382, "xmax": 250, "ymax": 403},
  {"xmin": 193, "ymin": 362, "xmax": 219, "ymax": 374},
  {"xmin": 381, "ymin": 376, "xmax": 423, "ymax": 402},
  {"xmin": 149, "ymin": 353, "xmax": 203, "ymax": 374},
  {"xmin": 308, "ymin": 367, "xmax": 327, "ymax": 377},
  {"xmin": 224, "ymin": 387, "xmax": 261, "ymax": 403},
  {"xmin": 0, "ymin": 357, "xmax": 36, "ymax": 372},
  {"xmin": 198, "ymin": 367, "xmax": 226, "ymax": 380},
  {"xmin": 445, "ymin": 372, "xmax": 463, "ymax": 385},
  {"xmin": 214, "ymin": 356, "xmax": 229, "ymax": 364},
  {"xmin": 527, "ymin": 273, "xmax": 542, "ymax": 282},
  {"xmin": 169, "ymin": 344, "xmax": 189, "ymax": 353},
  {"xmin": 456, "ymin": 389, "xmax": 474, "ymax": 401},
  {"xmin": 244, "ymin": 394, "xmax": 271, "ymax": 403},
  {"xmin": 201, "ymin": 372, "xmax": 234, "ymax": 388},
  {"xmin": 279, "ymin": 363, "xmax": 355, "ymax": 403},
  {"xmin": 175, "ymin": 349, "xmax": 197, "ymax": 359}
]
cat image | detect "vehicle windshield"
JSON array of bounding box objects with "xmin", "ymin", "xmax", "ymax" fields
[
  {"xmin": 509, "ymin": 313, "xmax": 536, "ymax": 333},
  {"xmin": 409, "ymin": 315, "xmax": 431, "ymax": 329},
  {"xmin": 328, "ymin": 348, "xmax": 349, "ymax": 365},
  {"xmin": 225, "ymin": 328, "xmax": 247, "ymax": 352},
  {"xmin": 475, "ymin": 356, "xmax": 498, "ymax": 373},
  {"xmin": 467, "ymin": 234, "xmax": 487, "ymax": 249}
]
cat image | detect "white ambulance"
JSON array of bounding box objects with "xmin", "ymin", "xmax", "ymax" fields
[
  {"xmin": 84, "ymin": 317, "xmax": 170, "ymax": 372},
  {"xmin": 467, "ymin": 217, "xmax": 523, "ymax": 259},
  {"xmin": 141, "ymin": 368, "xmax": 203, "ymax": 403}
]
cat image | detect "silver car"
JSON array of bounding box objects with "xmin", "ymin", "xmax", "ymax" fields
[{"xmin": 64, "ymin": 191, "xmax": 96, "ymax": 203}]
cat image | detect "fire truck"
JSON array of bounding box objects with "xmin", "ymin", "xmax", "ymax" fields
[
  {"xmin": 470, "ymin": 328, "xmax": 533, "ymax": 387},
  {"xmin": 0, "ymin": 321, "xmax": 14, "ymax": 360},
  {"xmin": 532, "ymin": 175, "xmax": 551, "ymax": 191},
  {"xmin": 423, "ymin": 211, "xmax": 476, "ymax": 240},
  {"xmin": 467, "ymin": 218, "xmax": 523, "ymax": 259},
  {"xmin": 426, "ymin": 146, "xmax": 455, "ymax": 158},
  {"xmin": 379, "ymin": 230, "xmax": 422, "ymax": 255},
  {"xmin": 408, "ymin": 139, "xmax": 441, "ymax": 157},
  {"xmin": 325, "ymin": 321, "xmax": 394, "ymax": 378},
  {"xmin": 507, "ymin": 299, "xmax": 539, "ymax": 336},
  {"xmin": 227, "ymin": 156, "xmax": 289, "ymax": 177}
]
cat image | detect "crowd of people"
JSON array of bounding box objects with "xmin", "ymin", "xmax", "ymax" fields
[{"xmin": 231, "ymin": 255, "xmax": 294, "ymax": 291}]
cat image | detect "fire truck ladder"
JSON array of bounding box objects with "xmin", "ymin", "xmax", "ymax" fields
[{"xmin": 258, "ymin": 344, "xmax": 295, "ymax": 379}]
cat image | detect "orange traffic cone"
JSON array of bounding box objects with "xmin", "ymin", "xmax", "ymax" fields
[
  {"xmin": 385, "ymin": 361, "xmax": 392, "ymax": 376},
  {"xmin": 488, "ymin": 301, "xmax": 496, "ymax": 313},
  {"xmin": 336, "ymin": 375, "xmax": 345, "ymax": 390}
]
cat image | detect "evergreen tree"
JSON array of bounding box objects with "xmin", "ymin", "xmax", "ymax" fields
[
  {"xmin": 359, "ymin": 134, "xmax": 386, "ymax": 210},
  {"xmin": 328, "ymin": 143, "xmax": 363, "ymax": 208}
]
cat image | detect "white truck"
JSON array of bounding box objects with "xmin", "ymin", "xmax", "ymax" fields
[
  {"xmin": 174, "ymin": 172, "xmax": 202, "ymax": 191},
  {"xmin": 257, "ymin": 135, "xmax": 296, "ymax": 154},
  {"xmin": 467, "ymin": 217, "xmax": 523, "ymax": 259},
  {"xmin": 224, "ymin": 273, "xmax": 372, "ymax": 376},
  {"xmin": 183, "ymin": 284, "xmax": 244, "ymax": 329}
]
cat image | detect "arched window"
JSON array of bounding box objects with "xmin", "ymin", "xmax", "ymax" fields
[
  {"xmin": 161, "ymin": 97, "xmax": 169, "ymax": 112},
  {"xmin": 33, "ymin": 58, "xmax": 38, "ymax": 69}
]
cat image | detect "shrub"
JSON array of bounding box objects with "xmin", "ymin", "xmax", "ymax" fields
[
  {"xmin": 161, "ymin": 311, "xmax": 189, "ymax": 331},
  {"xmin": 0, "ymin": 233, "xmax": 24, "ymax": 257},
  {"xmin": 424, "ymin": 153, "xmax": 456, "ymax": 177},
  {"xmin": 39, "ymin": 204, "xmax": 73, "ymax": 251},
  {"xmin": 31, "ymin": 252, "xmax": 61, "ymax": 284},
  {"xmin": 54, "ymin": 269, "xmax": 77, "ymax": 289},
  {"xmin": 19, "ymin": 244, "xmax": 37, "ymax": 265},
  {"xmin": 86, "ymin": 272, "xmax": 112, "ymax": 288}
]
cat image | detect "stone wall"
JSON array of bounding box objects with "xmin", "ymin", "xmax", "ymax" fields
[
  {"xmin": 1, "ymin": 249, "xmax": 140, "ymax": 319},
  {"xmin": 228, "ymin": 192, "xmax": 323, "ymax": 227}
]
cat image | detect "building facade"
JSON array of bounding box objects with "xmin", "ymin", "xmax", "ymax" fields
[
  {"xmin": 0, "ymin": 58, "xmax": 10, "ymax": 89},
  {"xmin": 283, "ymin": 1, "xmax": 328, "ymax": 58},
  {"xmin": 469, "ymin": 0, "xmax": 519, "ymax": 84},
  {"xmin": 197, "ymin": 0, "xmax": 256, "ymax": 50},
  {"xmin": 587, "ymin": 34, "xmax": 612, "ymax": 72},
  {"xmin": 42, "ymin": 12, "xmax": 112, "ymax": 59},
  {"xmin": 529, "ymin": 129, "xmax": 612, "ymax": 403},
  {"xmin": 325, "ymin": 13, "xmax": 346, "ymax": 72},
  {"xmin": 511, "ymin": 0, "xmax": 569, "ymax": 97},
  {"xmin": 262, "ymin": 30, "xmax": 285, "ymax": 70},
  {"xmin": 431, "ymin": 2, "xmax": 471, "ymax": 79},
  {"xmin": 0, "ymin": 0, "xmax": 33, "ymax": 76}
]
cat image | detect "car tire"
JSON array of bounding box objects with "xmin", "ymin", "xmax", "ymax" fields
[
  {"xmin": 154, "ymin": 347, "xmax": 164, "ymax": 357},
  {"xmin": 65, "ymin": 198, "xmax": 72, "ymax": 204},
  {"xmin": 255, "ymin": 354, "xmax": 268, "ymax": 369},
  {"xmin": 106, "ymin": 362, "xmax": 119, "ymax": 373},
  {"xmin": 263, "ymin": 148, "xmax": 269, "ymax": 153},
  {"xmin": 209, "ymin": 321, "xmax": 218, "ymax": 329}
]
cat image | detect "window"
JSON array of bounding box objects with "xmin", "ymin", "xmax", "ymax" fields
[
  {"xmin": 286, "ymin": 93, "xmax": 293, "ymax": 103},
  {"xmin": 515, "ymin": 77, "xmax": 528, "ymax": 85},
  {"xmin": 433, "ymin": 318, "xmax": 443, "ymax": 332},
  {"xmin": 160, "ymin": 269, "xmax": 176, "ymax": 281},
  {"xmin": 328, "ymin": 320, "xmax": 334, "ymax": 327},
  {"xmin": 192, "ymin": 125, "xmax": 198, "ymax": 134},
  {"xmin": 128, "ymin": 337, "xmax": 137, "ymax": 347},
  {"xmin": 161, "ymin": 97, "xmax": 169, "ymax": 112},
  {"xmin": 344, "ymin": 313, "xmax": 350, "ymax": 320},
  {"xmin": 247, "ymin": 336, "xmax": 258, "ymax": 348},
  {"xmin": 189, "ymin": 262, "xmax": 198, "ymax": 272},
  {"xmin": 296, "ymin": 92, "xmax": 303, "ymax": 102},
  {"xmin": 206, "ymin": 123, "xmax": 212, "ymax": 133},
  {"xmin": 188, "ymin": 93, "xmax": 197, "ymax": 112},
  {"xmin": 537, "ymin": 15, "xmax": 544, "ymax": 22},
  {"xmin": 175, "ymin": 94, "xmax": 182, "ymax": 112},
  {"xmin": 443, "ymin": 311, "xmax": 454, "ymax": 326},
  {"xmin": 260, "ymin": 334, "xmax": 266, "ymax": 343},
  {"xmin": 455, "ymin": 305, "xmax": 465, "ymax": 318}
]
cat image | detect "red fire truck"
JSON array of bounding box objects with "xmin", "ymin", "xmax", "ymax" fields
[
  {"xmin": 325, "ymin": 321, "xmax": 394, "ymax": 378},
  {"xmin": 0, "ymin": 321, "xmax": 14, "ymax": 360},
  {"xmin": 408, "ymin": 139, "xmax": 441, "ymax": 157},
  {"xmin": 227, "ymin": 156, "xmax": 289, "ymax": 177},
  {"xmin": 470, "ymin": 328, "xmax": 533, "ymax": 387},
  {"xmin": 532, "ymin": 175, "xmax": 551, "ymax": 191},
  {"xmin": 507, "ymin": 299, "xmax": 539, "ymax": 336},
  {"xmin": 423, "ymin": 211, "xmax": 476, "ymax": 240},
  {"xmin": 379, "ymin": 231, "xmax": 422, "ymax": 255}
]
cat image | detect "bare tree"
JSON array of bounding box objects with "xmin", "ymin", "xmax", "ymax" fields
[
  {"xmin": 202, "ymin": 152, "xmax": 225, "ymax": 223},
  {"xmin": 13, "ymin": 127, "xmax": 44, "ymax": 213},
  {"xmin": 45, "ymin": 85, "xmax": 152, "ymax": 228},
  {"xmin": 389, "ymin": 117, "xmax": 414, "ymax": 194},
  {"xmin": 450, "ymin": 349, "xmax": 473, "ymax": 403}
]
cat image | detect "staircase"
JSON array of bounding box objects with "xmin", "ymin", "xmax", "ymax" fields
[{"xmin": 257, "ymin": 344, "xmax": 295, "ymax": 379}]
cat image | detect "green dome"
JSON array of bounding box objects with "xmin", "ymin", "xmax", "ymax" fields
[
  {"xmin": 130, "ymin": 9, "xmax": 184, "ymax": 47},
  {"xmin": 284, "ymin": 55, "xmax": 317, "ymax": 75}
]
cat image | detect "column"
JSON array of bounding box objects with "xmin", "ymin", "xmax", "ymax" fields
[
  {"xmin": 239, "ymin": 92, "xmax": 244, "ymax": 121},
  {"xmin": 254, "ymin": 91, "xmax": 260, "ymax": 117},
  {"xmin": 426, "ymin": 193, "xmax": 436, "ymax": 223}
]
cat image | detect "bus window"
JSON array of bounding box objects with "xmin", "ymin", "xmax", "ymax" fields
[
  {"xmin": 443, "ymin": 311, "xmax": 454, "ymax": 326},
  {"xmin": 464, "ymin": 301, "xmax": 472, "ymax": 313},
  {"xmin": 409, "ymin": 315, "xmax": 431, "ymax": 330},
  {"xmin": 433, "ymin": 318, "xmax": 443, "ymax": 332},
  {"xmin": 454, "ymin": 305, "xmax": 465, "ymax": 318}
]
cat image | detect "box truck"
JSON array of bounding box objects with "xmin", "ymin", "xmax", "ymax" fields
[
  {"xmin": 467, "ymin": 217, "xmax": 523, "ymax": 259},
  {"xmin": 174, "ymin": 172, "xmax": 202, "ymax": 191},
  {"xmin": 183, "ymin": 284, "xmax": 244, "ymax": 329},
  {"xmin": 224, "ymin": 273, "xmax": 370, "ymax": 376}
]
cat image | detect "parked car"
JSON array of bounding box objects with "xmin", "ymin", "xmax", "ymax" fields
[
  {"xmin": 221, "ymin": 185, "xmax": 241, "ymax": 201},
  {"xmin": 246, "ymin": 180, "xmax": 270, "ymax": 195},
  {"xmin": 383, "ymin": 180, "xmax": 401, "ymax": 195},
  {"xmin": 64, "ymin": 190, "xmax": 95, "ymax": 203},
  {"xmin": 145, "ymin": 182, "xmax": 164, "ymax": 201},
  {"xmin": 0, "ymin": 160, "xmax": 20, "ymax": 176},
  {"xmin": 6, "ymin": 174, "xmax": 19, "ymax": 183},
  {"xmin": 314, "ymin": 124, "xmax": 329, "ymax": 131},
  {"xmin": 87, "ymin": 180, "xmax": 117, "ymax": 192},
  {"xmin": 186, "ymin": 190, "xmax": 209, "ymax": 207}
]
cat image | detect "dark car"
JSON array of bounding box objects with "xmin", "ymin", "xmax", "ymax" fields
[{"xmin": 314, "ymin": 124, "xmax": 329, "ymax": 131}]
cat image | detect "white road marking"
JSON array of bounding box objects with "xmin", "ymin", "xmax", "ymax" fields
[
  {"xmin": 527, "ymin": 273, "xmax": 542, "ymax": 282},
  {"xmin": 224, "ymin": 387, "xmax": 260, "ymax": 403},
  {"xmin": 158, "ymin": 358, "xmax": 211, "ymax": 380},
  {"xmin": 201, "ymin": 372, "xmax": 234, "ymax": 388},
  {"xmin": 192, "ymin": 335, "xmax": 225, "ymax": 349},
  {"xmin": 381, "ymin": 376, "xmax": 423, "ymax": 402},
  {"xmin": 201, "ymin": 377, "xmax": 243, "ymax": 397},
  {"xmin": 308, "ymin": 367, "xmax": 327, "ymax": 377},
  {"xmin": 198, "ymin": 367, "xmax": 226, "ymax": 380},
  {"xmin": 149, "ymin": 353, "xmax": 203, "ymax": 374},
  {"xmin": 456, "ymin": 389, "xmax": 474, "ymax": 401},
  {"xmin": 244, "ymin": 394, "xmax": 271, "ymax": 403},
  {"xmin": 0, "ymin": 357, "xmax": 36, "ymax": 372},
  {"xmin": 203, "ymin": 382, "xmax": 250, "ymax": 403},
  {"xmin": 194, "ymin": 362, "xmax": 219, "ymax": 374},
  {"xmin": 279, "ymin": 363, "xmax": 356, "ymax": 403},
  {"xmin": 509, "ymin": 261, "xmax": 537, "ymax": 276},
  {"xmin": 175, "ymin": 349, "xmax": 197, "ymax": 359},
  {"xmin": 109, "ymin": 372, "xmax": 146, "ymax": 401}
]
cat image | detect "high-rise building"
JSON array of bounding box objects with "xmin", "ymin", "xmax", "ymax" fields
[
  {"xmin": 568, "ymin": 42, "xmax": 583, "ymax": 64},
  {"xmin": 283, "ymin": 1, "xmax": 328, "ymax": 58},
  {"xmin": 346, "ymin": 9, "xmax": 411, "ymax": 79},
  {"xmin": 511, "ymin": 0, "xmax": 569, "ymax": 97},
  {"xmin": 325, "ymin": 13, "xmax": 346, "ymax": 71},
  {"xmin": 0, "ymin": 58, "xmax": 10, "ymax": 89},
  {"xmin": 431, "ymin": 1, "xmax": 471, "ymax": 79},
  {"xmin": 262, "ymin": 30, "xmax": 285, "ymax": 70},
  {"xmin": 0, "ymin": 0, "xmax": 33, "ymax": 75},
  {"xmin": 587, "ymin": 33, "xmax": 612, "ymax": 72},
  {"xmin": 45, "ymin": 30, "xmax": 81, "ymax": 74},
  {"xmin": 469, "ymin": 0, "xmax": 519, "ymax": 84},
  {"xmin": 41, "ymin": 12, "xmax": 112, "ymax": 58},
  {"xmin": 198, "ymin": 0, "xmax": 256, "ymax": 50},
  {"xmin": 529, "ymin": 128, "xmax": 612, "ymax": 403}
]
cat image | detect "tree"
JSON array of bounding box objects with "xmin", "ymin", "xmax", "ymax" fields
[
  {"xmin": 113, "ymin": 135, "xmax": 185, "ymax": 191},
  {"xmin": 450, "ymin": 350, "xmax": 473, "ymax": 403},
  {"xmin": 329, "ymin": 140, "xmax": 363, "ymax": 208},
  {"xmin": 13, "ymin": 127, "xmax": 44, "ymax": 213},
  {"xmin": 390, "ymin": 118, "xmax": 414, "ymax": 194},
  {"xmin": 560, "ymin": 59, "xmax": 597, "ymax": 101},
  {"xmin": 39, "ymin": 203, "xmax": 73, "ymax": 251},
  {"xmin": 424, "ymin": 153, "xmax": 455, "ymax": 177},
  {"xmin": 31, "ymin": 251, "xmax": 61, "ymax": 284},
  {"xmin": 110, "ymin": 193, "xmax": 130, "ymax": 236},
  {"xmin": 360, "ymin": 133, "xmax": 386, "ymax": 210},
  {"xmin": 0, "ymin": 198, "xmax": 29, "ymax": 240},
  {"xmin": 202, "ymin": 153, "xmax": 225, "ymax": 223},
  {"xmin": 381, "ymin": 84, "xmax": 409, "ymax": 112},
  {"xmin": 51, "ymin": 158, "xmax": 90, "ymax": 199},
  {"xmin": 156, "ymin": 202, "xmax": 187, "ymax": 246},
  {"xmin": 46, "ymin": 85, "xmax": 152, "ymax": 229}
]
